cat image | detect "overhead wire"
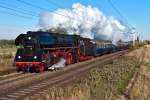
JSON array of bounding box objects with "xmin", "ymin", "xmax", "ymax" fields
[
  {"xmin": 0, "ymin": 9, "xmax": 35, "ymax": 20},
  {"xmin": 106, "ymin": 0, "xmax": 132, "ymax": 28},
  {"xmin": 0, "ymin": 4, "xmax": 37, "ymax": 18},
  {"xmin": 106, "ymin": 0, "xmax": 135, "ymax": 39},
  {"xmin": 0, "ymin": 1, "xmax": 38, "ymax": 16},
  {"xmin": 45, "ymin": 0, "xmax": 72, "ymax": 19},
  {"xmin": 45, "ymin": 0, "xmax": 94, "ymax": 25},
  {"xmin": 16, "ymin": 0, "xmax": 74, "ymax": 20},
  {"xmin": 16, "ymin": 0, "xmax": 94, "ymax": 26}
]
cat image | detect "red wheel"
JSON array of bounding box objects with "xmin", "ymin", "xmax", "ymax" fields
[
  {"xmin": 66, "ymin": 53, "xmax": 73, "ymax": 65},
  {"xmin": 38, "ymin": 65, "xmax": 44, "ymax": 73}
]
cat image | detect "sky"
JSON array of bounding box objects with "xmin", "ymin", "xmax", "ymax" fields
[{"xmin": 0, "ymin": 0, "xmax": 149, "ymax": 40}]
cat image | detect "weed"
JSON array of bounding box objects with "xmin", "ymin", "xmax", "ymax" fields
[
  {"xmin": 144, "ymin": 62, "xmax": 150, "ymax": 69},
  {"xmin": 26, "ymin": 55, "xmax": 139, "ymax": 100}
]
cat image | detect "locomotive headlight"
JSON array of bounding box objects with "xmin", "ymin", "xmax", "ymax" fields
[
  {"xmin": 18, "ymin": 56, "xmax": 21, "ymax": 59},
  {"xmin": 34, "ymin": 56, "xmax": 37, "ymax": 59},
  {"xmin": 28, "ymin": 37, "xmax": 31, "ymax": 40}
]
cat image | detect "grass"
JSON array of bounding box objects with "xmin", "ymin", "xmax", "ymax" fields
[
  {"xmin": 129, "ymin": 41, "xmax": 148, "ymax": 51},
  {"xmin": 144, "ymin": 62, "xmax": 150, "ymax": 69},
  {"xmin": 116, "ymin": 71, "xmax": 133, "ymax": 94},
  {"xmin": 0, "ymin": 39, "xmax": 15, "ymax": 48},
  {"xmin": 0, "ymin": 44, "xmax": 16, "ymax": 48},
  {"xmin": 26, "ymin": 55, "xmax": 139, "ymax": 100},
  {"xmin": 0, "ymin": 47, "xmax": 16, "ymax": 72}
]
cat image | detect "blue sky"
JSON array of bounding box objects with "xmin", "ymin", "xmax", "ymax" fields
[{"xmin": 0, "ymin": 0, "xmax": 149, "ymax": 40}]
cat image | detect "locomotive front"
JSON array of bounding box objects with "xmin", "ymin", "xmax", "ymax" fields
[{"xmin": 14, "ymin": 33, "xmax": 47, "ymax": 72}]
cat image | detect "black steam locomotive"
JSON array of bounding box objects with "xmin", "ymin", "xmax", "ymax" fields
[{"xmin": 14, "ymin": 31, "xmax": 129, "ymax": 72}]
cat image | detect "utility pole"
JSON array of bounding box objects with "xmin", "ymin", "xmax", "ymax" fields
[{"xmin": 130, "ymin": 27, "xmax": 136, "ymax": 46}]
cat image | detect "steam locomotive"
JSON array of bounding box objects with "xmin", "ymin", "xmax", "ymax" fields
[{"xmin": 14, "ymin": 31, "xmax": 129, "ymax": 72}]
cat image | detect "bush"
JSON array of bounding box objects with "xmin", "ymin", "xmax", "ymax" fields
[{"xmin": 0, "ymin": 39, "xmax": 16, "ymax": 48}]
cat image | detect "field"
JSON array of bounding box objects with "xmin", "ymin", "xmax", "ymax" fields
[
  {"xmin": 124, "ymin": 45, "xmax": 150, "ymax": 100},
  {"xmin": 26, "ymin": 46, "xmax": 148, "ymax": 100},
  {"xmin": 0, "ymin": 47, "xmax": 16, "ymax": 74},
  {"xmin": 0, "ymin": 40, "xmax": 16, "ymax": 74}
]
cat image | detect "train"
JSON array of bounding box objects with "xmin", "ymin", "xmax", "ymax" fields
[{"xmin": 14, "ymin": 31, "xmax": 130, "ymax": 72}]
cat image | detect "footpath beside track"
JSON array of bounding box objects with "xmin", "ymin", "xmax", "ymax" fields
[{"xmin": 0, "ymin": 50, "xmax": 127, "ymax": 100}]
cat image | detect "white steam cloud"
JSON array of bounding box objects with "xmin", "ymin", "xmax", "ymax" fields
[{"xmin": 39, "ymin": 3, "xmax": 130, "ymax": 43}]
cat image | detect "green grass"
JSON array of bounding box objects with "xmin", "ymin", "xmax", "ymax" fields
[
  {"xmin": 26, "ymin": 55, "xmax": 139, "ymax": 100},
  {"xmin": 116, "ymin": 72, "xmax": 133, "ymax": 94}
]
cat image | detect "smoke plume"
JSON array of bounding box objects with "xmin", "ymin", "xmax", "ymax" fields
[
  {"xmin": 39, "ymin": 3, "xmax": 130, "ymax": 43},
  {"xmin": 48, "ymin": 58, "xmax": 66, "ymax": 70}
]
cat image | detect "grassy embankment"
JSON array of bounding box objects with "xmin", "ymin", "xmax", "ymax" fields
[
  {"xmin": 26, "ymin": 53, "xmax": 141, "ymax": 100},
  {"xmin": 0, "ymin": 40, "xmax": 16, "ymax": 74},
  {"xmin": 125, "ymin": 45, "xmax": 150, "ymax": 100}
]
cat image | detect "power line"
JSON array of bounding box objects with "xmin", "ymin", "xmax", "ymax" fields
[
  {"xmin": 16, "ymin": 0, "xmax": 48, "ymax": 11},
  {"xmin": 0, "ymin": 9, "xmax": 35, "ymax": 20},
  {"xmin": 106, "ymin": 0, "xmax": 132, "ymax": 28},
  {"xmin": 16, "ymin": 0, "xmax": 94, "ymax": 26},
  {"xmin": 0, "ymin": 4, "xmax": 37, "ymax": 18},
  {"xmin": 45, "ymin": 0, "xmax": 67, "ymax": 10},
  {"xmin": 107, "ymin": 0, "xmax": 127, "ymax": 22},
  {"xmin": 45, "ymin": 0, "xmax": 78, "ymax": 17},
  {"xmin": 45, "ymin": 0, "xmax": 94, "ymax": 25},
  {"xmin": 16, "ymin": 0, "xmax": 73, "ymax": 19},
  {"xmin": 0, "ymin": 1, "xmax": 38, "ymax": 16}
]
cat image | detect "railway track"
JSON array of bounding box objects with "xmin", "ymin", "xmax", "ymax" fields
[
  {"xmin": 0, "ymin": 73, "xmax": 36, "ymax": 85},
  {"xmin": 0, "ymin": 50, "xmax": 127, "ymax": 100},
  {"xmin": 0, "ymin": 68, "xmax": 16, "ymax": 76}
]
